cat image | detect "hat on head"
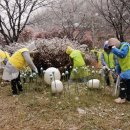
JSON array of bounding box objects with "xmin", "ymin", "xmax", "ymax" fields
[
  {"xmin": 108, "ymin": 38, "xmax": 120, "ymax": 46},
  {"xmin": 66, "ymin": 46, "xmax": 74, "ymax": 54}
]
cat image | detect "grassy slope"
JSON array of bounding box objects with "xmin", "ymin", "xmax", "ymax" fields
[{"xmin": 0, "ymin": 80, "xmax": 130, "ymax": 130}]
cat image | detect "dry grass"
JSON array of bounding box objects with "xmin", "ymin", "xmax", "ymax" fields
[{"xmin": 0, "ymin": 78, "xmax": 130, "ymax": 130}]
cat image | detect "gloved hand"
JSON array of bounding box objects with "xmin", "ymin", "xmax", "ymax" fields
[
  {"xmin": 102, "ymin": 65, "xmax": 110, "ymax": 71},
  {"xmin": 34, "ymin": 68, "xmax": 38, "ymax": 74},
  {"xmin": 112, "ymin": 46, "xmax": 116, "ymax": 48},
  {"xmin": 106, "ymin": 65, "xmax": 110, "ymax": 71}
]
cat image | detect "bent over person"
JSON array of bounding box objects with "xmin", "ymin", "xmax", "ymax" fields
[
  {"xmin": 2, "ymin": 43, "xmax": 38, "ymax": 95},
  {"xmin": 107, "ymin": 38, "xmax": 130, "ymax": 104},
  {"xmin": 66, "ymin": 46, "xmax": 89, "ymax": 82}
]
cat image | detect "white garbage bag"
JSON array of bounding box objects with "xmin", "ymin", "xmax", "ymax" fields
[
  {"xmin": 87, "ymin": 79, "xmax": 100, "ymax": 88},
  {"xmin": 44, "ymin": 67, "xmax": 61, "ymax": 85},
  {"xmin": 51, "ymin": 80, "xmax": 63, "ymax": 93}
]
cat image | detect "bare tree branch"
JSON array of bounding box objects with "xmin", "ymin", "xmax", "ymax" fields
[
  {"xmin": 0, "ymin": 0, "xmax": 50, "ymax": 44},
  {"xmin": 91, "ymin": 0, "xmax": 130, "ymax": 41}
]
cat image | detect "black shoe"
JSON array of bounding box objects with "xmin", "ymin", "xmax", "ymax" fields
[
  {"xmin": 12, "ymin": 91, "xmax": 18, "ymax": 95},
  {"xmin": 19, "ymin": 89, "xmax": 23, "ymax": 92},
  {"xmin": 126, "ymin": 98, "xmax": 130, "ymax": 102}
]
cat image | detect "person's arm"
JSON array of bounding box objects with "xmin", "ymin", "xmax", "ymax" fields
[
  {"xmin": 111, "ymin": 45, "xmax": 128, "ymax": 58},
  {"xmin": 22, "ymin": 51, "xmax": 38, "ymax": 73},
  {"xmin": 101, "ymin": 53, "xmax": 107, "ymax": 66}
]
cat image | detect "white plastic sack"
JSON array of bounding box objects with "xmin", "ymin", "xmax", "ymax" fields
[
  {"xmin": 87, "ymin": 79, "xmax": 100, "ymax": 88},
  {"xmin": 51, "ymin": 80, "xmax": 63, "ymax": 93},
  {"xmin": 44, "ymin": 67, "xmax": 61, "ymax": 85}
]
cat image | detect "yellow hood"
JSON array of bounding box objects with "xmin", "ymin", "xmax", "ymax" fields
[{"xmin": 66, "ymin": 46, "xmax": 74, "ymax": 54}]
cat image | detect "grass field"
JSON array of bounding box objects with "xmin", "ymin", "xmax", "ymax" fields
[{"xmin": 0, "ymin": 78, "xmax": 130, "ymax": 130}]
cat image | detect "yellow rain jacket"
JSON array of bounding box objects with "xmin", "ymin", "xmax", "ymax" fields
[
  {"xmin": 70, "ymin": 50, "xmax": 85, "ymax": 67},
  {"xmin": 66, "ymin": 46, "xmax": 74, "ymax": 54},
  {"xmin": 9, "ymin": 48, "xmax": 29, "ymax": 70},
  {"xmin": 118, "ymin": 44, "xmax": 130, "ymax": 72},
  {"xmin": 66, "ymin": 46, "xmax": 90, "ymax": 79}
]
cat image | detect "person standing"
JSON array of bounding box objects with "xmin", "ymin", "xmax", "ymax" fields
[
  {"xmin": 101, "ymin": 41, "xmax": 116, "ymax": 87},
  {"xmin": 107, "ymin": 38, "xmax": 130, "ymax": 103}
]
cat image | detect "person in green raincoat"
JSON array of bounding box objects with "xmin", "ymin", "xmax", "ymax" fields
[
  {"xmin": 66, "ymin": 46, "xmax": 89, "ymax": 82},
  {"xmin": 101, "ymin": 41, "xmax": 117, "ymax": 87}
]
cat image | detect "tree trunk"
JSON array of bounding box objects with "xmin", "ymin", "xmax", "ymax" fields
[
  {"xmin": 119, "ymin": 32, "xmax": 125, "ymax": 42},
  {"xmin": 115, "ymin": 31, "xmax": 120, "ymax": 41}
]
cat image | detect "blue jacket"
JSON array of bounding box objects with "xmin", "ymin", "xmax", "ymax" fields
[{"xmin": 112, "ymin": 42, "xmax": 130, "ymax": 79}]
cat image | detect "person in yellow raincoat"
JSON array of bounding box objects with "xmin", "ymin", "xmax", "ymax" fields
[
  {"xmin": 0, "ymin": 50, "xmax": 10, "ymax": 85},
  {"xmin": 66, "ymin": 46, "xmax": 89, "ymax": 82},
  {"xmin": 2, "ymin": 43, "xmax": 38, "ymax": 95}
]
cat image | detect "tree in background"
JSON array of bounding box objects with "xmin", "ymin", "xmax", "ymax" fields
[
  {"xmin": 91, "ymin": 0, "xmax": 130, "ymax": 42},
  {"xmin": 31, "ymin": 0, "xmax": 100, "ymax": 46},
  {"xmin": 29, "ymin": 0, "xmax": 113, "ymax": 47},
  {"xmin": 0, "ymin": 0, "xmax": 52, "ymax": 45},
  {"xmin": 119, "ymin": 0, "xmax": 130, "ymax": 13}
]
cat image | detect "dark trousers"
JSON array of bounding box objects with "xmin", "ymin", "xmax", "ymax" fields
[
  {"xmin": 119, "ymin": 79, "xmax": 130, "ymax": 101},
  {"xmin": 11, "ymin": 73, "xmax": 23, "ymax": 94},
  {"xmin": 104, "ymin": 70, "xmax": 110, "ymax": 86}
]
